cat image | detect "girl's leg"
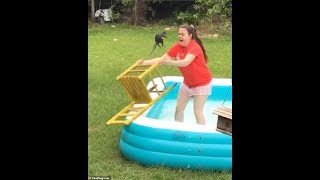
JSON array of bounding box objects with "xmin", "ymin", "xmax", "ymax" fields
[
  {"xmin": 175, "ymin": 90, "xmax": 190, "ymax": 122},
  {"xmin": 193, "ymin": 95, "xmax": 209, "ymax": 125}
]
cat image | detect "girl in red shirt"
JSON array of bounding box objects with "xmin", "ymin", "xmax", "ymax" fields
[{"xmin": 139, "ymin": 24, "xmax": 212, "ymax": 125}]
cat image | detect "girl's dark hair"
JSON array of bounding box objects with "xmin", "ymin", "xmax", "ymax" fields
[{"xmin": 179, "ymin": 24, "xmax": 208, "ymax": 63}]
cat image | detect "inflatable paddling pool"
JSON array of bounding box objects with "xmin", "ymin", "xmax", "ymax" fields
[{"xmin": 119, "ymin": 76, "xmax": 232, "ymax": 171}]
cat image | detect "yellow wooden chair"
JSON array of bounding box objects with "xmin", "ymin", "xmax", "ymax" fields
[{"xmin": 106, "ymin": 59, "xmax": 176, "ymax": 125}]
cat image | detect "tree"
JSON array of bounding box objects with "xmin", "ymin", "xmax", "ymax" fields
[
  {"xmin": 133, "ymin": 0, "xmax": 147, "ymax": 25},
  {"xmin": 89, "ymin": 0, "xmax": 95, "ymax": 22}
]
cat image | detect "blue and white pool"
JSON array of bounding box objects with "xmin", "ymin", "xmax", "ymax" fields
[{"xmin": 119, "ymin": 76, "xmax": 232, "ymax": 171}]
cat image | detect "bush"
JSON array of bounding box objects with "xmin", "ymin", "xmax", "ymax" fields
[{"xmin": 175, "ymin": 11, "xmax": 199, "ymax": 25}]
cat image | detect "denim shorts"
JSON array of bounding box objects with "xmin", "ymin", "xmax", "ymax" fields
[{"xmin": 180, "ymin": 81, "xmax": 212, "ymax": 97}]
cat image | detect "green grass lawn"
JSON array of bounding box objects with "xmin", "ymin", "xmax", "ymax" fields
[{"xmin": 88, "ymin": 23, "xmax": 232, "ymax": 180}]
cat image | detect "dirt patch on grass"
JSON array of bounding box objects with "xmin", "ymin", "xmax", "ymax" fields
[
  {"xmin": 88, "ymin": 126, "xmax": 100, "ymax": 133},
  {"xmin": 195, "ymin": 23, "xmax": 232, "ymax": 38},
  {"xmin": 198, "ymin": 33, "xmax": 220, "ymax": 39}
]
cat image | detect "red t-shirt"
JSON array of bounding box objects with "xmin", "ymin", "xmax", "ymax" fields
[{"xmin": 167, "ymin": 40, "xmax": 212, "ymax": 87}]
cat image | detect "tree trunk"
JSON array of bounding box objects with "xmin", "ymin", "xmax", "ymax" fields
[
  {"xmin": 134, "ymin": 0, "xmax": 138, "ymax": 26},
  {"xmin": 133, "ymin": 0, "xmax": 147, "ymax": 26},
  {"xmin": 90, "ymin": 0, "xmax": 95, "ymax": 22}
]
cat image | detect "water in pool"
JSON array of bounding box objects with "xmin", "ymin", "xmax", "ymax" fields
[{"xmin": 146, "ymin": 81, "xmax": 232, "ymax": 126}]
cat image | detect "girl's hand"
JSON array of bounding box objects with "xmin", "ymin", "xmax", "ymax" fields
[{"xmin": 136, "ymin": 59, "xmax": 144, "ymax": 65}]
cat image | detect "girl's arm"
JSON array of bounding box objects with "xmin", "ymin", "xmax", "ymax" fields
[
  {"xmin": 138, "ymin": 53, "xmax": 173, "ymax": 65},
  {"xmin": 160, "ymin": 54, "xmax": 196, "ymax": 67}
]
